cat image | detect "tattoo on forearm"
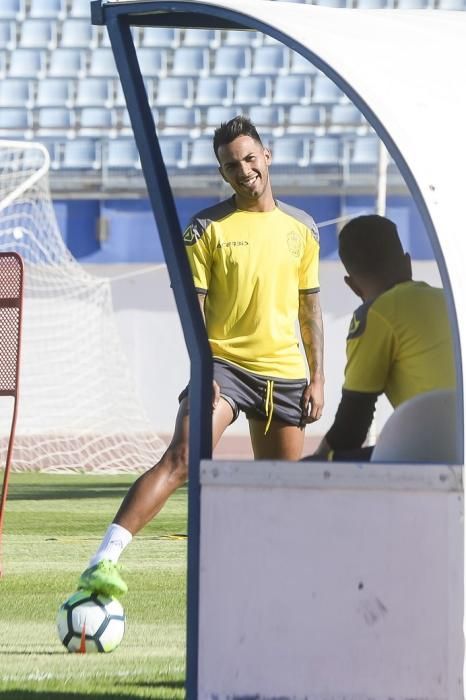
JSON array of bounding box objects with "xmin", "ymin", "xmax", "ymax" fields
[{"xmin": 299, "ymin": 298, "xmax": 324, "ymax": 378}]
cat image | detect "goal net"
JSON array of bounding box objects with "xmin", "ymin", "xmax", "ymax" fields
[{"xmin": 0, "ymin": 140, "xmax": 166, "ymax": 473}]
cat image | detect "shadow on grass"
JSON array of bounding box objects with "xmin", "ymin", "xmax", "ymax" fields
[
  {"xmin": 1, "ymin": 683, "xmax": 185, "ymax": 700},
  {"xmin": 6, "ymin": 483, "xmax": 134, "ymax": 502}
]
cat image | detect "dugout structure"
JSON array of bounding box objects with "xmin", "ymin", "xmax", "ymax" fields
[{"xmin": 93, "ymin": 1, "xmax": 466, "ymax": 698}]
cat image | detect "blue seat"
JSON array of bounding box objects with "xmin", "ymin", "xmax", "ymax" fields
[
  {"xmin": 182, "ymin": 28, "xmax": 220, "ymax": 48},
  {"xmin": 48, "ymin": 48, "xmax": 85, "ymax": 78},
  {"xmin": 356, "ymin": 0, "xmax": 389, "ymax": 6},
  {"xmin": 271, "ymin": 136, "xmax": 310, "ymax": 167},
  {"xmin": 436, "ymin": 0, "xmax": 465, "ymax": 6},
  {"xmin": 159, "ymin": 137, "xmax": 188, "ymax": 169},
  {"xmin": 0, "ymin": 0, "xmax": 25, "ymax": 20},
  {"xmin": 172, "ymin": 47, "xmax": 210, "ymax": 77},
  {"xmin": 75, "ymin": 78, "xmax": 113, "ymax": 108},
  {"xmin": 161, "ymin": 107, "xmax": 201, "ymax": 136},
  {"xmin": 310, "ymin": 136, "xmax": 341, "ymax": 171},
  {"xmin": 213, "ymin": 46, "xmax": 251, "ymax": 76},
  {"xmin": 88, "ymin": 48, "xmax": 118, "ymax": 78},
  {"xmin": 9, "ymin": 49, "xmax": 46, "ymax": 78},
  {"xmin": 314, "ymin": 0, "xmax": 348, "ymax": 5},
  {"xmin": 105, "ymin": 138, "xmax": 141, "ymax": 170},
  {"xmin": 136, "ymin": 47, "xmax": 168, "ymax": 78},
  {"xmin": 29, "ymin": 0, "xmax": 66, "ymax": 18},
  {"xmin": 195, "ymin": 76, "xmax": 233, "ymax": 106},
  {"xmin": 223, "ymin": 30, "xmax": 263, "ymax": 47},
  {"xmin": 155, "ymin": 77, "xmax": 194, "ymax": 107},
  {"xmin": 0, "ymin": 51, "xmax": 5, "ymax": 80},
  {"xmin": 328, "ymin": 103, "xmax": 367, "ymax": 133},
  {"xmin": 140, "ymin": 26, "xmax": 180, "ymax": 49},
  {"xmin": 252, "ymin": 45, "xmax": 289, "ymax": 76},
  {"xmin": 69, "ymin": 0, "xmax": 91, "ymax": 17},
  {"xmin": 234, "ymin": 76, "xmax": 272, "ymax": 106},
  {"xmin": 0, "ymin": 78, "xmax": 32, "ymax": 107},
  {"xmin": 60, "ymin": 18, "xmax": 97, "ymax": 48},
  {"xmin": 248, "ymin": 105, "xmax": 285, "ymax": 138},
  {"xmin": 203, "ymin": 105, "xmax": 238, "ymax": 133},
  {"xmin": 0, "ymin": 107, "xmax": 32, "ymax": 137},
  {"xmin": 349, "ymin": 135, "xmax": 380, "ymax": 173},
  {"xmin": 101, "ymin": 25, "xmax": 138, "ymax": 48},
  {"xmin": 35, "ymin": 77, "xmax": 73, "ymax": 107},
  {"xmin": 36, "ymin": 107, "xmax": 75, "ymax": 137},
  {"xmin": 397, "ymin": 0, "xmax": 430, "ymax": 6},
  {"xmin": 273, "ymin": 75, "xmax": 312, "ymax": 105},
  {"xmin": 62, "ymin": 139, "xmax": 100, "ymax": 169},
  {"xmin": 79, "ymin": 107, "xmax": 116, "ymax": 137},
  {"xmin": 114, "ymin": 78, "xmax": 154, "ymax": 107},
  {"xmin": 287, "ymin": 104, "xmax": 326, "ymax": 133},
  {"xmin": 0, "ymin": 20, "xmax": 15, "ymax": 50},
  {"xmin": 20, "ymin": 19, "xmax": 56, "ymax": 49},
  {"xmin": 289, "ymin": 51, "xmax": 319, "ymax": 76},
  {"xmin": 190, "ymin": 138, "xmax": 217, "ymax": 168},
  {"xmin": 312, "ymin": 74, "xmax": 345, "ymax": 104}
]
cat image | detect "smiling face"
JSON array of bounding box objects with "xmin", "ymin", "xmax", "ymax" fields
[{"xmin": 217, "ymin": 135, "xmax": 274, "ymax": 211}]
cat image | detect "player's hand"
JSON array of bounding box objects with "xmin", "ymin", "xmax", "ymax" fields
[
  {"xmin": 300, "ymin": 377, "xmax": 324, "ymax": 425},
  {"xmin": 212, "ymin": 380, "xmax": 220, "ymax": 410}
]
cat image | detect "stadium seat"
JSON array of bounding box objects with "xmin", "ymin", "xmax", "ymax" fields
[
  {"xmin": 396, "ymin": 0, "xmax": 430, "ymax": 6},
  {"xmin": 0, "ymin": 20, "xmax": 16, "ymax": 50},
  {"xmin": 234, "ymin": 76, "xmax": 272, "ymax": 106},
  {"xmin": 140, "ymin": 26, "xmax": 180, "ymax": 49},
  {"xmin": 21, "ymin": 19, "xmax": 56, "ymax": 51},
  {"xmin": 437, "ymin": 0, "xmax": 465, "ymax": 7},
  {"xmin": 9, "ymin": 48, "xmax": 46, "ymax": 79},
  {"xmin": 0, "ymin": 107, "xmax": 33, "ymax": 138},
  {"xmin": 60, "ymin": 18, "xmax": 97, "ymax": 49},
  {"xmin": 195, "ymin": 76, "xmax": 234, "ymax": 106},
  {"xmin": 29, "ymin": 0, "xmax": 66, "ymax": 19},
  {"xmin": 223, "ymin": 30, "xmax": 263, "ymax": 47},
  {"xmin": 287, "ymin": 104, "xmax": 326, "ymax": 133},
  {"xmin": 118, "ymin": 107, "xmax": 158, "ymax": 136},
  {"xmin": 75, "ymin": 78, "xmax": 114, "ymax": 108},
  {"xmin": 0, "ymin": 0, "xmax": 25, "ymax": 21},
  {"xmin": 115, "ymin": 78, "xmax": 154, "ymax": 107},
  {"xmin": 105, "ymin": 138, "xmax": 141, "ymax": 170},
  {"xmin": 310, "ymin": 136, "xmax": 342, "ymax": 171},
  {"xmin": 273, "ymin": 75, "xmax": 312, "ymax": 105},
  {"xmin": 69, "ymin": 0, "xmax": 91, "ymax": 18},
  {"xmin": 136, "ymin": 47, "xmax": 168, "ymax": 78},
  {"xmin": 0, "ymin": 79, "xmax": 32, "ymax": 108},
  {"xmin": 371, "ymin": 390, "xmax": 459, "ymax": 464},
  {"xmin": 78, "ymin": 107, "xmax": 117, "ymax": 137},
  {"xmin": 159, "ymin": 137, "xmax": 188, "ymax": 169},
  {"xmin": 328, "ymin": 103, "xmax": 367, "ymax": 133},
  {"xmin": 48, "ymin": 47, "xmax": 85, "ymax": 78},
  {"xmin": 101, "ymin": 25, "xmax": 138, "ymax": 48},
  {"xmin": 312, "ymin": 74, "xmax": 346, "ymax": 104},
  {"xmin": 202, "ymin": 105, "xmax": 238, "ymax": 133},
  {"xmin": 356, "ymin": 0, "xmax": 390, "ymax": 6},
  {"xmin": 182, "ymin": 28, "xmax": 221, "ymax": 48},
  {"xmin": 88, "ymin": 48, "xmax": 119, "ymax": 78},
  {"xmin": 212, "ymin": 46, "xmax": 252, "ymax": 76},
  {"xmin": 315, "ymin": 0, "xmax": 348, "ymax": 6},
  {"xmin": 271, "ymin": 136, "xmax": 310, "ymax": 167},
  {"xmin": 62, "ymin": 139, "xmax": 100, "ymax": 169},
  {"xmin": 171, "ymin": 47, "xmax": 210, "ymax": 77},
  {"xmin": 155, "ymin": 77, "xmax": 194, "ymax": 107},
  {"xmin": 160, "ymin": 107, "xmax": 201, "ymax": 136},
  {"xmin": 190, "ymin": 138, "xmax": 218, "ymax": 167},
  {"xmin": 289, "ymin": 51, "xmax": 319, "ymax": 76},
  {"xmin": 35, "ymin": 77, "xmax": 74, "ymax": 107},
  {"xmin": 248, "ymin": 105, "xmax": 285, "ymax": 137},
  {"xmin": 349, "ymin": 134, "xmax": 380, "ymax": 173},
  {"xmin": 36, "ymin": 107, "xmax": 75, "ymax": 137},
  {"xmin": 251, "ymin": 45, "xmax": 289, "ymax": 75}
]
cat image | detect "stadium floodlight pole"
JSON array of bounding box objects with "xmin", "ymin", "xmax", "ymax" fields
[{"xmin": 90, "ymin": 2, "xmax": 213, "ymax": 695}]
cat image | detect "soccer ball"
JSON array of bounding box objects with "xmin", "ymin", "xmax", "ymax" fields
[{"xmin": 57, "ymin": 589, "xmax": 125, "ymax": 653}]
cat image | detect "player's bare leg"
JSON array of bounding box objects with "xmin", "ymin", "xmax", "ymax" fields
[{"xmin": 248, "ymin": 418, "xmax": 305, "ymax": 460}]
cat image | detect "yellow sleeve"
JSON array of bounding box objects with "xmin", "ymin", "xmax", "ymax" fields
[
  {"xmin": 183, "ymin": 218, "xmax": 212, "ymax": 292},
  {"xmin": 343, "ymin": 307, "xmax": 396, "ymax": 394},
  {"xmin": 299, "ymin": 226, "xmax": 320, "ymax": 292}
]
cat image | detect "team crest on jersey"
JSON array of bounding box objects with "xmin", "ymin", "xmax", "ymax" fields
[
  {"xmin": 347, "ymin": 301, "xmax": 373, "ymax": 339},
  {"xmin": 287, "ymin": 230, "xmax": 303, "ymax": 258},
  {"xmin": 183, "ymin": 220, "xmax": 205, "ymax": 246}
]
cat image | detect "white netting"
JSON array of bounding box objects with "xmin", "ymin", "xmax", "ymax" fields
[{"xmin": 0, "ymin": 140, "xmax": 166, "ymax": 473}]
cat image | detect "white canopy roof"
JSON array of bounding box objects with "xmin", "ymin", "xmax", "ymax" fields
[{"xmin": 104, "ymin": 0, "xmax": 466, "ymax": 457}]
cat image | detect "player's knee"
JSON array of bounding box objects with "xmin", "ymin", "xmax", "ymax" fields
[{"xmin": 165, "ymin": 444, "xmax": 189, "ymax": 485}]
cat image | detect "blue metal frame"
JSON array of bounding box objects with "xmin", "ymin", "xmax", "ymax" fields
[{"xmin": 92, "ymin": 2, "xmax": 464, "ymax": 697}]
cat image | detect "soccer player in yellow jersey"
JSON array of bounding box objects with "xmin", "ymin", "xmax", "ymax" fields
[
  {"xmin": 78, "ymin": 116, "xmax": 325, "ymax": 597},
  {"xmin": 312, "ymin": 214, "xmax": 455, "ymax": 461}
]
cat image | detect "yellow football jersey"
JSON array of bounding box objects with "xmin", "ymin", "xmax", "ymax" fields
[
  {"xmin": 183, "ymin": 197, "xmax": 320, "ymax": 379},
  {"xmin": 343, "ymin": 280, "xmax": 455, "ymax": 406}
]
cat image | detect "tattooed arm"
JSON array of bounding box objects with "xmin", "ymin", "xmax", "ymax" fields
[{"xmin": 298, "ymin": 291, "xmax": 325, "ymax": 423}]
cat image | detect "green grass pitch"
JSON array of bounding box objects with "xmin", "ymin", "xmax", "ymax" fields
[{"xmin": 0, "ymin": 473, "xmax": 187, "ymax": 699}]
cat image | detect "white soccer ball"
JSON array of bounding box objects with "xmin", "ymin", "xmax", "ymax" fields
[{"xmin": 57, "ymin": 589, "xmax": 125, "ymax": 653}]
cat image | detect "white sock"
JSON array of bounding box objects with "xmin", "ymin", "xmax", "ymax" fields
[{"xmin": 89, "ymin": 523, "xmax": 133, "ymax": 567}]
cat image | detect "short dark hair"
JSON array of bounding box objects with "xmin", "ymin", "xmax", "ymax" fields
[
  {"xmin": 338, "ymin": 215, "xmax": 405, "ymax": 277},
  {"xmin": 213, "ymin": 115, "xmax": 263, "ymax": 160}
]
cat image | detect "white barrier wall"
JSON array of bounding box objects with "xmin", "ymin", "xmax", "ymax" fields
[{"xmin": 198, "ymin": 460, "xmax": 464, "ymax": 700}]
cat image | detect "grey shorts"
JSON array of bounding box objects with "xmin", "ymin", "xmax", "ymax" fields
[{"xmin": 179, "ymin": 359, "xmax": 308, "ymax": 427}]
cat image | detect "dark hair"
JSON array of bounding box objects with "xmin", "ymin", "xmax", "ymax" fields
[
  {"xmin": 338, "ymin": 215, "xmax": 405, "ymax": 277},
  {"xmin": 213, "ymin": 115, "xmax": 263, "ymax": 160}
]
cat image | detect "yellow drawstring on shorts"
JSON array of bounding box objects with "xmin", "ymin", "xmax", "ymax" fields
[{"xmin": 264, "ymin": 379, "xmax": 274, "ymax": 435}]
